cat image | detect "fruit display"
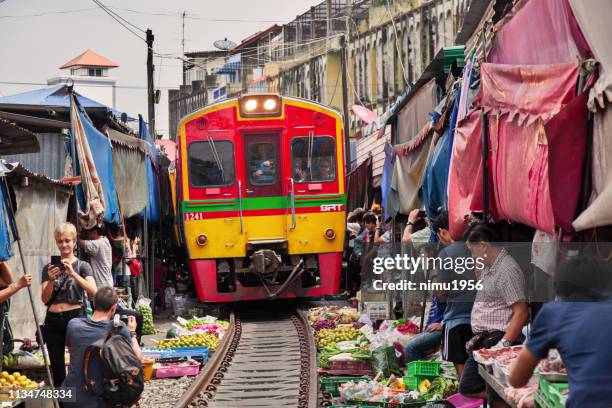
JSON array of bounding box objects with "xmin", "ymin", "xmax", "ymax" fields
[
  {"xmin": 0, "ymin": 371, "xmax": 39, "ymax": 389},
  {"xmin": 155, "ymin": 333, "xmax": 221, "ymax": 350},
  {"xmin": 316, "ymin": 326, "xmax": 363, "ymax": 349},
  {"xmin": 312, "ymin": 319, "xmax": 336, "ymax": 333},
  {"xmin": 2, "ymin": 351, "xmax": 45, "ymax": 369},
  {"xmin": 180, "ymin": 317, "xmax": 229, "ymax": 331}
]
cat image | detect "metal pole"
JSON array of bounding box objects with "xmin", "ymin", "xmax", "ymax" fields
[
  {"xmin": 2, "ymin": 178, "xmax": 59, "ymax": 408},
  {"xmin": 480, "ymin": 25, "xmax": 489, "ymax": 221},
  {"xmin": 340, "ymin": 34, "xmax": 352, "ymax": 176},
  {"xmin": 146, "ymin": 29, "xmax": 156, "ymax": 139}
]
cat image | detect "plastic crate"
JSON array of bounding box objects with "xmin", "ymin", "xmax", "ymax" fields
[
  {"xmin": 403, "ymin": 375, "xmax": 437, "ymax": 391},
  {"xmin": 155, "ymin": 361, "xmax": 200, "ymax": 378},
  {"xmin": 346, "ymin": 400, "xmax": 446, "ymax": 408},
  {"xmin": 407, "ymin": 361, "xmax": 441, "ymax": 377},
  {"xmin": 142, "ymin": 346, "xmax": 209, "ymax": 360},
  {"xmin": 320, "ymin": 376, "xmax": 370, "ymax": 398},
  {"xmin": 537, "ymin": 374, "xmax": 568, "ymax": 408}
]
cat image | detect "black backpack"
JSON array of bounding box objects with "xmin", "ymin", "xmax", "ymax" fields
[{"xmin": 84, "ymin": 321, "xmax": 144, "ymax": 407}]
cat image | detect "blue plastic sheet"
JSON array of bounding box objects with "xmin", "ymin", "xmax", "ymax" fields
[
  {"xmin": 0, "ymin": 182, "xmax": 14, "ymax": 261},
  {"xmin": 77, "ymin": 105, "xmax": 121, "ymax": 225},
  {"xmin": 139, "ymin": 116, "xmax": 160, "ymax": 223},
  {"xmin": 381, "ymin": 143, "xmax": 395, "ymax": 221}
]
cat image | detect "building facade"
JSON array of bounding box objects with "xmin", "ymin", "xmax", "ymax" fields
[{"xmin": 168, "ymin": 0, "xmax": 472, "ymax": 141}]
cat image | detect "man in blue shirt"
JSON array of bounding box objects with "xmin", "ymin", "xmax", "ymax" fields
[
  {"xmin": 431, "ymin": 212, "xmax": 476, "ymax": 379},
  {"xmin": 62, "ymin": 287, "xmax": 142, "ymax": 407},
  {"xmin": 509, "ymin": 257, "xmax": 612, "ymax": 407}
]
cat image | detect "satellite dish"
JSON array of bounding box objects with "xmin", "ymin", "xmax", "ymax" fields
[{"xmin": 213, "ymin": 38, "xmax": 237, "ymax": 51}]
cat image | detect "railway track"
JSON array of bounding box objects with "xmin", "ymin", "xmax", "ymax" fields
[{"xmin": 174, "ymin": 306, "xmax": 317, "ymax": 408}]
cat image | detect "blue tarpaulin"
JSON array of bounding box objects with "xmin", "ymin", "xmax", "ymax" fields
[
  {"xmin": 0, "ymin": 85, "xmax": 133, "ymax": 121},
  {"xmin": 0, "ymin": 182, "xmax": 14, "ymax": 261},
  {"xmin": 422, "ymin": 90, "xmax": 460, "ymax": 219},
  {"xmin": 381, "ymin": 142, "xmax": 395, "ymax": 221},
  {"xmin": 139, "ymin": 115, "xmax": 160, "ymax": 223},
  {"xmin": 74, "ymin": 102, "xmax": 121, "ymax": 224}
]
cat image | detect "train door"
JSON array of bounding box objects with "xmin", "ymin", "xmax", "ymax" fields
[{"xmin": 242, "ymin": 133, "xmax": 286, "ymax": 241}]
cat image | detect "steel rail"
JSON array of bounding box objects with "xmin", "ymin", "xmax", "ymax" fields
[
  {"xmin": 174, "ymin": 306, "xmax": 317, "ymax": 408},
  {"xmin": 173, "ymin": 311, "xmax": 238, "ymax": 408}
]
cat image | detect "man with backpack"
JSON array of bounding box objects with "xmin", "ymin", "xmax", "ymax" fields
[{"xmin": 63, "ymin": 286, "xmax": 143, "ymax": 407}]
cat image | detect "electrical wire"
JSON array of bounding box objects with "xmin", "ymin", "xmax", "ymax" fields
[
  {"xmin": 90, "ymin": 0, "xmax": 145, "ymax": 42},
  {"xmin": 385, "ymin": 0, "xmax": 409, "ymax": 86}
]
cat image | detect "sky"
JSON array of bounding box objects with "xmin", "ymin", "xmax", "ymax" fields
[{"xmin": 0, "ymin": 0, "xmax": 322, "ymax": 137}]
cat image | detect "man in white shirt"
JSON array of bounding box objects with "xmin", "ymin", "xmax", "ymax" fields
[{"xmin": 78, "ymin": 227, "xmax": 113, "ymax": 289}]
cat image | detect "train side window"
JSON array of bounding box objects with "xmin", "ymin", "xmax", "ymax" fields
[
  {"xmin": 188, "ymin": 141, "xmax": 235, "ymax": 187},
  {"xmin": 248, "ymin": 142, "xmax": 277, "ymax": 185},
  {"xmin": 291, "ymin": 136, "xmax": 336, "ymax": 183}
]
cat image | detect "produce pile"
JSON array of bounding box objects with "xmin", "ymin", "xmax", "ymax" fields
[
  {"xmin": 392, "ymin": 319, "xmax": 420, "ymax": 336},
  {"xmin": 0, "ymin": 371, "xmax": 40, "ymax": 389},
  {"xmin": 156, "ymin": 333, "xmax": 221, "ymax": 350},
  {"xmin": 319, "ymin": 344, "xmax": 372, "ymax": 369},
  {"xmin": 316, "ymin": 326, "xmax": 363, "ymax": 349},
  {"xmin": 339, "ymin": 380, "xmax": 424, "ymax": 404},
  {"xmin": 136, "ymin": 298, "xmax": 156, "ymax": 335},
  {"xmin": 2, "ymin": 350, "xmax": 45, "ymax": 369},
  {"xmin": 308, "ymin": 306, "xmax": 359, "ymax": 325},
  {"xmin": 180, "ymin": 317, "xmax": 229, "ymax": 331}
]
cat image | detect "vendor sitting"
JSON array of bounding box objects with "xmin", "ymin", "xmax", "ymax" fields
[
  {"xmin": 509, "ymin": 257, "xmax": 612, "ymax": 407},
  {"xmin": 403, "ymin": 296, "xmax": 445, "ymax": 363}
]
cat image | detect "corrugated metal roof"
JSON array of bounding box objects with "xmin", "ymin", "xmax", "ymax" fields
[
  {"xmin": 0, "ymin": 117, "xmax": 40, "ymax": 155},
  {"xmin": 3, "ymin": 133, "xmax": 67, "ymax": 180},
  {"xmin": 355, "ymin": 126, "xmax": 390, "ymax": 184}
]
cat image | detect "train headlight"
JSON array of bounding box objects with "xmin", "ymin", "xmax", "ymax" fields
[
  {"xmin": 196, "ymin": 234, "xmax": 208, "ymax": 246},
  {"xmin": 264, "ymin": 98, "xmax": 277, "ymax": 111},
  {"xmin": 244, "ymin": 99, "xmax": 258, "ymax": 112},
  {"xmin": 239, "ymin": 94, "xmax": 282, "ymax": 118},
  {"xmin": 324, "ymin": 228, "xmax": 336, "ymax": 240}
]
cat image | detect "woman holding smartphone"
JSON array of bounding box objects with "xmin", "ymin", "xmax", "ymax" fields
[{"xmin": 41, "ymin": 223, "xmax": 97, "ymax": 387}]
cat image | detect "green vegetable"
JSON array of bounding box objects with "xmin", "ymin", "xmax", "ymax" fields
[{"xmin": 136, "ymin": 304, "xmax": 156, "ymax": 335}]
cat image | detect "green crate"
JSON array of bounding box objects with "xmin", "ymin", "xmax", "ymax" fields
[
  {"xmin": 406, "ymin": 360, "xmax": 441, "ymax": 377},
  {"xmin": 320, "ymin": 376, "xmax": 371, "ymax": 398},
  {"xmin": 537, "ymin": 375, "xmax": 568, "ymax": 408},
  {"xmin": 403, "ymin": 374, "xmax": 437, "ymax": 391}
]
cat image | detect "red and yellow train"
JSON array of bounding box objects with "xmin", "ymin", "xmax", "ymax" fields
[{"xmin": 175, "ymin": 94, "xmax": 346, "ymax": 302}]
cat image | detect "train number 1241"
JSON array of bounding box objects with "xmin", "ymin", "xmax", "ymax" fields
[{"xmin": 184, "ymin": 212, "xmax": 205, "ymax": 221}]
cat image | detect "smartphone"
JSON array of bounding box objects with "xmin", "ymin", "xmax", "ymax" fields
[
  {"xmin": 50, "ymin": 255, "xmax": 66, "ymax": 271},
  {"xmin": 418, "ymin": 210, "xmax": 427, "ymax": 218}
]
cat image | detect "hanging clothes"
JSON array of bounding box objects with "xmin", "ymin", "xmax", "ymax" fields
[{"xmin": 70, "ymin": 94, "xmax": 106, "ymax": 229}]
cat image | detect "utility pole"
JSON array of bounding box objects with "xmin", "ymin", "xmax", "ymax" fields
[
  {"xmin": 340, "ymin": 34, "xmax": 351, "ymax": 176},
  {"xmin": 146, "ymin": 28, "xmax": 156, "ymax": 139}
]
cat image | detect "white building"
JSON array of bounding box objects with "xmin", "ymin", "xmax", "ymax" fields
[{"xmin": 47, "ymin": 49, "xmax": 118, "ymax": 108}]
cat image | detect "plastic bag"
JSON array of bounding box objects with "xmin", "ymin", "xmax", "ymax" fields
[
  {"xmin": 136, "ymin": 297, "xmax": 156, "ymax": 335},
  {"xmin": 371, "ymin": 346, "xmax": 401, "ymax": 377}
]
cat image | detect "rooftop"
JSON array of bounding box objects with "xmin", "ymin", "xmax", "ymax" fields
[{"xmin": 59, "ymin": 49, "xmax": 119, "ymax": 69}]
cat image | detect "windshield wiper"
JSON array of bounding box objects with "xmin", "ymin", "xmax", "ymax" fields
[{"xmin": 207, "ymin": 135, "xmax": 224, "ymax": 181}]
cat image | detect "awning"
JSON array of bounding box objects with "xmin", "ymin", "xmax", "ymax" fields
[
  {"xmin": 215, "ymin": 55, "xmax": 241, "ymax": 75},
  {"xmin": 107, "ymin": 128, "xmax": 148, "ymax": 153},
  {"xmin": 0, "ymin": 117, "xmax": 40, "ymax": 155},
  {"xmin": 0, "ymin": 111, "xmax": 69, "ymax": 132}
]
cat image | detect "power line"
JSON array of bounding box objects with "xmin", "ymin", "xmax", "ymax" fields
[
  {"xmin": 91, "ymin": 0, "xmax": 145, "ymax": 41},
  {"xmin": 0, "ymin": 7, "xmax": 97, "ymax": 18}
]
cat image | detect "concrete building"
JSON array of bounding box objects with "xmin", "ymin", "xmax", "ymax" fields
[
  {"xmin": 47, "ymin": 49, "xmax": 119, "ymax": 108},
  {"xmin": 168, "ymin": 0, "xmax": 474, "ymax": 142}
]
